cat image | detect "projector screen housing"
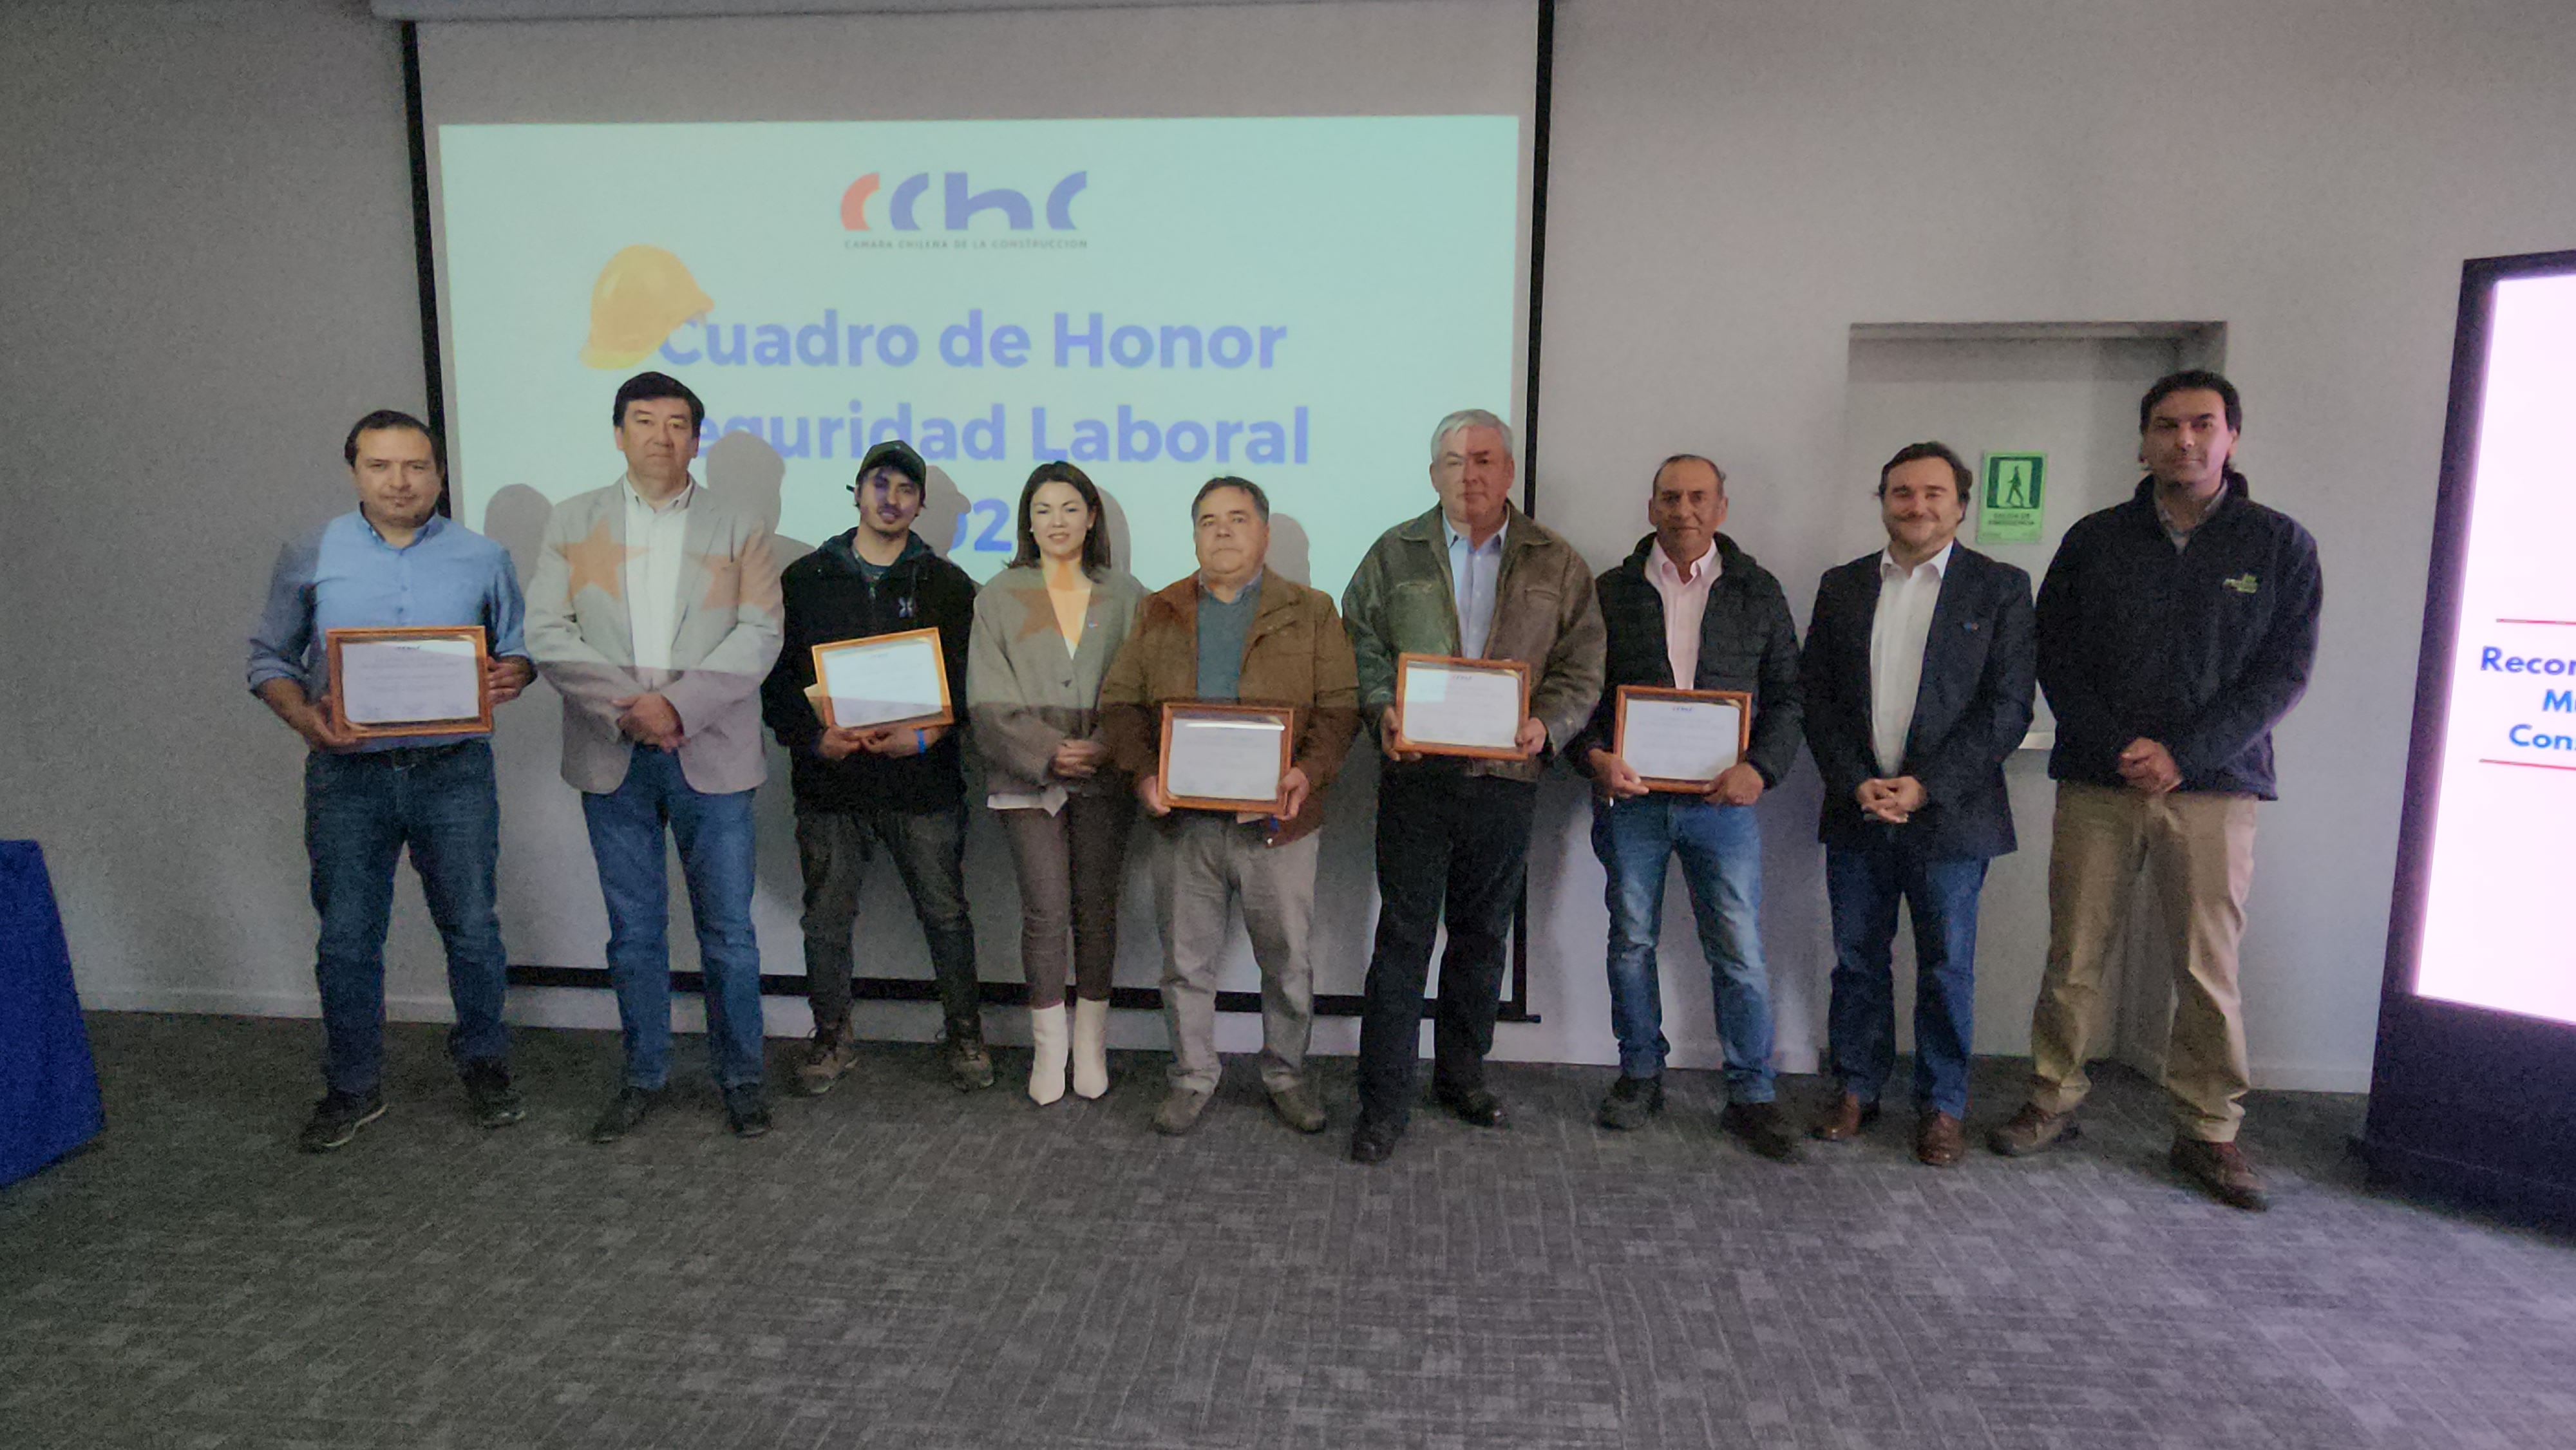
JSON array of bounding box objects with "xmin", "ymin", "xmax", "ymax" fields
[{"xmin": 2364, "ymin": 248, "xmax": 2576, "ymax": 1223}]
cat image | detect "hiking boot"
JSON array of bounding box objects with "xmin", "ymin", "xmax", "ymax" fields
[
  {"xmin": 722, "ymin": 1083, "xmax": 773, "ymax": 1140},
  {"xmin": 1153, "ymin": 1085, "xmax": 1213, "ymax": 1136},
  {"xmin": 1987, "ymin": 1102, "xmax": 2082, "ymax": 1158},
  {"xmin": 1720, "ymin": 1100, "xmax": 1801, "ymax": 1162},
  {"xmin": 2171, "ymin": 1136, "xmax": 2269, "ymax": 1212},
  {"xmin": 1595, "ymin": 1075, "xmax": 1665, "ymax": 1131},
  {"xmin": 298, "ymin": 1089, "xmax": 386, "ymax": 1153},
  {"xmin": 795, "ymin": 1019, "xmax": 860, "ymax": 1098},
  {"xmin": 460, "ymin": 1060, "xmax": 524, "ymax": 1130},
  {"xmin": 589, "ymin": 1086, "xmax": 661, "ymax": 1144},
  {"xmin": 943, "ymin": 1021, "xmax": 996, "ymax": 1092},
  {"xmin": 1268, "ymin": 1080, "xmax": 1327, "ymax": 1135}
]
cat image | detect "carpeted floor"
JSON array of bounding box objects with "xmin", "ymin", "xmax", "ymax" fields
[{"xmin": 4, "ymin": 1013, "xmax": 2574, "ymax": 1450}]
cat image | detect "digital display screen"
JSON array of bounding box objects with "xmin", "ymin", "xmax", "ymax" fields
[{"xmin": 2410, "ymin": 269, "xmax": 2576, "ymax": 1026}]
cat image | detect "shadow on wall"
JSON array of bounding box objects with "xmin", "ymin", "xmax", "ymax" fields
[
  {"xmin": 1096, "ymin": 485, "xmax": 1133, "ymax": 576},
  {"xmin": 919, "ymin": 465, "xmax": 975, "ymax": 561},
  {"xmin": 703, "ymin": 430, "xmax": 812, "ymax": 569},
  {"xmin": 481, "ymin": 484, "xmax": 554, "ymax": 587},
  {"xmin": 1266, "ymin": 513, "xmax": 1311, "ymax": 587}
]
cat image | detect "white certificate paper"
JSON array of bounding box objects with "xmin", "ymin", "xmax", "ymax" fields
[
  {"xmin": 1398, "ymin": 660, "xmax": 1520, "ymax": 749},
  {"xmin": 1623, "ymin": 697, "xmax": 1743, "ymax": 783},
  {"xmin": 1166, "ymin": 714, "xmax": 1287, "ymax": 804},
  {"xmin": 337, "ymin": 638, "xmax": 482, "ymax": 725},
  {"xmin": 821, "ymin": 636, "xmax": 945, "ymax": 728}
]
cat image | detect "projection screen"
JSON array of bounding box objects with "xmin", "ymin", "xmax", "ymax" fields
[{"xmin": 415, "ymin": 1, "xmax": 1542, "ymax": 599}]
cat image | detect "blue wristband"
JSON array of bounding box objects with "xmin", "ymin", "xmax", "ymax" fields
[{"xmin": 914, "ymin": 728, "xmax": 927, "ymax": 755}]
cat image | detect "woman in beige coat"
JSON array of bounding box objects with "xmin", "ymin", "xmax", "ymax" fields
[{"xmin": 965, "ymin": 462, "xmax": 1146, "ymax": 1104}]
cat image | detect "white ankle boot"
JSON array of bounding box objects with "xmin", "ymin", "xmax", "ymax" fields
[
  {"xmin": 1028, "ymin": 1003, "xmax": 1070, "ymax": 1106},
  {"xmin": 1071, "ymin": 997, "xmax": 1111, "ymax": 1100}
]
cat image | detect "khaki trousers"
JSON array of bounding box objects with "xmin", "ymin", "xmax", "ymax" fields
[
  {"xmin": 1153, "ymin": 815, "xmax": 1319, "ymax": 1095},
  {"xmin": 2027, "ymin": 781, "xmax": 2259, "ymax": 1142}
]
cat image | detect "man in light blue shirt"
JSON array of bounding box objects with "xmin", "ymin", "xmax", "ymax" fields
[
  {"xmin": 1338, "ymin": 409, "xmax": 1605, "ymax": 1163},
  {"xmin": 247, "ymin": 410, "xmax": 535, "ymax": 1153},
  {"xmin": 1444, "ymin": 513, "xmax": 1504, "ymax": 660}
]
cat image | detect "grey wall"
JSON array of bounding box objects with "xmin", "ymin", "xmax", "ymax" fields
[{"xmin": 10, "ymin": 0, "xmax": 2576, "ymax": 1091}]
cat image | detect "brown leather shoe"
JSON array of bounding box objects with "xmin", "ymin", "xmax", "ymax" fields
[
  {"xmin": 1987, "ymin": 1101, "xmax": 2081, "ymax": 1158},
  {"xmin": 1808, "ymin": 1092, "xmax": 1880, "ymax": 1142},
  {"xmin": 2170, "ymin": 1136, "xmax": 2269, "ymax": 1212},
  {"xmin": 1915, "ymin": 1111, "xmax": 1965, "ymax": 1167}
]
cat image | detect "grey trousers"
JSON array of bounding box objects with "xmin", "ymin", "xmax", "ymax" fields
[{"xmin": 1152, "ymin": 814, "xmax": 1319, "ymax": 1094}]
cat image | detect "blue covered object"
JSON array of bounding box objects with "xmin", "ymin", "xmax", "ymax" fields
[{"xmin": 1, "ymin": 842, "xmax": 103, "ymax": 1187}]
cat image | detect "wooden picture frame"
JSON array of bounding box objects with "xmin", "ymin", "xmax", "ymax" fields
[
  {"xmin": 324, "ymin": 625, "xmax": 493, "ymax": 739},
  {"xmin": 811, "ymin": 626, "xmax": 954, "ymax": 732},
  {"xmin": 1614, "ymin": 685, "xmax": 1754, "ymax": 791},
  {"xmin": 1159, "ymin": 701, "xmax": 1296, "ymax": 813},
  {"xmin": 1391, "ymin": 653, "xmax": 1533, "ymax": 761}
]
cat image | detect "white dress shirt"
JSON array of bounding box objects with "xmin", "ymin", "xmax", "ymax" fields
[
  {"xmin": 1868, "ymin": 541, "xmax": 1954, "ymax": 777},
  {"xmin": 622, "ymin": 475, "xmax": 696, "ymax": 677}
]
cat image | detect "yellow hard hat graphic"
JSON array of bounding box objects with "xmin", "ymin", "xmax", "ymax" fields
[{"xmin": 579, "ymin": 245, "xmax": 713, "ymax": 369}]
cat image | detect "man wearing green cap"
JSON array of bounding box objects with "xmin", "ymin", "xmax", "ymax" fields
[{"xmin": 761, "ymin": 440, "xmax": 987, "ymax": 1093}]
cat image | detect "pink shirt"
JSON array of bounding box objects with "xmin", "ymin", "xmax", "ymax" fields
[{"xmin": 1648, "ymin": 540, "xmax": 1721, "ymax": 684}]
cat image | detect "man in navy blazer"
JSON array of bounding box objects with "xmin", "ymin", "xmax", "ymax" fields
[{"xmin": 1799, "ymin": 442, "xmax": 2035, "ymax": 1165}]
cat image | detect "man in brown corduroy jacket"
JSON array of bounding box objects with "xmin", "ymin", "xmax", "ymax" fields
[{"xmin": 1099, "ymin": 476, "xmax": 1360, "ymax": 1138}]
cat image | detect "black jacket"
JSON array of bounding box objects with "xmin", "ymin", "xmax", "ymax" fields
[
  {"xmin": 1577, "ymin": 534, "xmax": 1804, "ymax": 787},
  {"xmin": 760, "ymin": 530, "xmax": 978, "ymax": 813},
  {"xmin": 2036, "ymin": 473, "xmax": 2322, "ymax": 799},
  {"xmin": 1801, "ymin": 544, "xmax": 2035, "ymax": 859}
]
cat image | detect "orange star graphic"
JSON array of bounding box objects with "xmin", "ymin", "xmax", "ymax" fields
[
  {"xmin": 557, "ymin": 518, "xmax": 642, "ymax": 603},
  {"xmin": 1005, "ymin": 581, "xmax": 1063, "ymax": 641},
  {"xmin": 698, "ymin": 533, "xmax": 782, "ymax": 615}
]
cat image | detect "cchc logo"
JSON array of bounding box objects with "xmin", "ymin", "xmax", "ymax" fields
[{"xmin": 840, "ymin": 170, "xmax": 1087, "ymax": 232}]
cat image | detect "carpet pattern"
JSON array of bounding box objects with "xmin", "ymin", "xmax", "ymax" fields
[{"xmin": 3, "ymin": 1013, "xmax": 2573, "ymax": 1449}]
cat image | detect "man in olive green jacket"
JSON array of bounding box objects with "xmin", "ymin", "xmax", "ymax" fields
[{"xmin": 1340, "ymin": 409, "xmax": 1605, "ymax": 1163}]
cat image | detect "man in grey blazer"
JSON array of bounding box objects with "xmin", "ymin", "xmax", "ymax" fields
[{"xmin": 527, "ymin": 372, "xmax": 784, "ymax": 1142}]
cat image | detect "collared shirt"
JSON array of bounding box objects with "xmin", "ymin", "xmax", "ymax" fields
[
  {"xmin": 623, "ymin": 475, "xmax": 696, "ymax": 673},
  {"xmin": 1647, "ymin": 540, "xmax": 1721, "ymax": 685},
  {"xmin": 2153, "ymin": 481, "xmax": 2228, "ymax": 552},
  {"xmin": 1195, "ymin": 574, "xmax": 1262, "ymax": 701},
  {"xmin": 246, "ymin": 509, "xmax": 528, "ymax": 751},
  {"xmin": 1868, "ymin": 541, "xmax": 1954, "ymax": 777},
  {"xmin": 1442, "ymin": 513, "xmax": 1506, "ymax": 659}
]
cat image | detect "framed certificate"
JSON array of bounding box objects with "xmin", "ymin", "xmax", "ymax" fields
[
  {"xmin": 1392, "ymin": 653, "xmax": 1531, "ymax": 760},
  {"xmin": 325, "ymin": 626, "xmax": 491, "ymax": 739},
  {"xmin": 1614, "ymin": 686, "xmax": 1752, "ymax": 791},
  {"xmin": 813, "ymin": 627, "xmax": 952, "ymax": 731},
  {"xmin": 1159, "ymin": 702, "xmax": 1294, "ymax": 813}
]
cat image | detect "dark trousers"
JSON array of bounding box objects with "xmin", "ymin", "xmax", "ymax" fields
[
  {"xmin": 998, "ymin": 793, "xmax": 1134, "ymax": 1008},
  {"xmin": 305, "ymin": 741, "xmax": 509, "ymax": 1097},
  {"xmin": 796, "ymin": 801, "xmax": 980, "ymax": 1033},
  {"xmin": 1356, "ymin": 763, "xmax": 1537, "ymax": 1125},
  {"xmin": 1824, "ymin": 837, "xmax": 1989, "ymax": 1118}
]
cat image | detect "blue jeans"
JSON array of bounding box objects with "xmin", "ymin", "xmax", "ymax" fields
[
  {"xmin": 1590, "ymin": 794, "xmax": 1774, "ymax": 1102},
  {"xmin": 580, "ymin": 747, "xmax": 765, "ymax": 1091},
  {"xmin": 305, "ymin": 741, "xmax": 508, "ymax": 1097},
  {"xmin": 1824, "ymin": 841, "xmax": 1989, "ymax": 1118}
]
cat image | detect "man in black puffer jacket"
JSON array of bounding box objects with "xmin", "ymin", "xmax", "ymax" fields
[
  {"xmin": 1988, "ymin": 372, "xmax": 2323, "ymax": 1216},
  {"xmin": 759, "ymin": 440, "xmax": 985, "ymax": 1096},
  {"xmin": 1571, "ymin": 454, "xmax": 1804, "ymax": 1162}
]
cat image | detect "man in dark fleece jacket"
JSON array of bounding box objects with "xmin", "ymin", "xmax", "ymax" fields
[
  {"xmin": 1989, "ymin": 372, "xmax": 2322, "ymax": 1215},
  {"xmin": 1571, "ymin": 455, "xmax": 1804, "ymax": 1162},
  {"xmin": 759, "ymin": 440, "xmax": 985, "ymax": 1095}
]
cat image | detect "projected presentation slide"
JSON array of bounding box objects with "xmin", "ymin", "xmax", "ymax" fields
[
  {"xmin": 2412, "ymin": 270, "xmax": 2576, "ymax": 1027},
  {"xmin": 436, "ymin": 116, "xmax": 1520, "ymax": 596}
]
